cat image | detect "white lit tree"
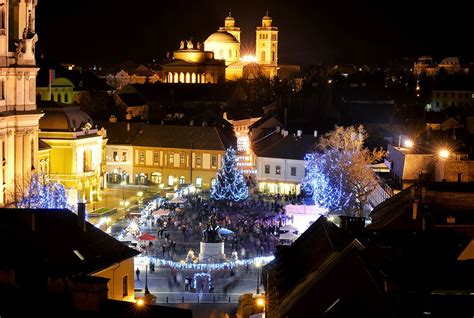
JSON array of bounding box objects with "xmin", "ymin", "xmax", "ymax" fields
[
  {"xmin": 15, "ymin": 174, "xmax": 68, "ymax": 209},
  {"xmin": 210, "ymin": 147, "xmax": 248, "ymax": 202},
  {"xmin": 303, "ymin": 125, "xmax": 385, "ymax": 217}
]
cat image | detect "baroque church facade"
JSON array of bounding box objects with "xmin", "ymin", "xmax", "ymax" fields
[
  {"xmin": 0, "ymin": 0, "xmax": 42, "ymax": 206},
  {"xmin": 163, "ymin": 13, "xmax": 279, "ymax": 83}
]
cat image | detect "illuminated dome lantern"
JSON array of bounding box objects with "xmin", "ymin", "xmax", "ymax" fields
[{"xmin": 204, "ymin": 31, "xmax": 240, "ymax": 66}]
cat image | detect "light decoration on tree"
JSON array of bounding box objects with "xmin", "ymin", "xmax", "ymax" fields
[
  {"xmin": 210, "ymin": 147, "xmax": 248, "ymax": 202},
  {"xmin": 193, "ymin": 272, "xmax": 212, "ymax": 290},
  {"xmin": 302, "ymin": 150, "xmax": 354, "ymax": 213},
  {"xmin": 16, "ymin": 174, "xmax": 69, "ymax": 209},
  {"xmin": 135, "ymin": 255, "xmax": 275, "ymax": 271}
]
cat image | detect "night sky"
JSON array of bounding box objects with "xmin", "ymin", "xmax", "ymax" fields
[{"xmin": 35, "ymin": 0, "xmax": 474, "ymax": 66}]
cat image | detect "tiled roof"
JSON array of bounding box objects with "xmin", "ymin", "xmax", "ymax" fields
[
  {"xmin": 0, "ymin": 209, "xmax": 139, "ymax": 275},
  {"xmin": 96, "ymin": 121, "xmax": 144, "ymax": 145},
  {"xmin": 117, "ymin": 93, "xmax": 148, "ymax": 106},
  {"xmin": 133, "ymin": 124, "xmax": 228, "ymax": 150},
  {"xmin": 252, "ymin": 133, "xmax": 317, "ymax": 160}
]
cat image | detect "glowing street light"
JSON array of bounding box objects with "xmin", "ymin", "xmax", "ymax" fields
[
  {"xmin": 136, "ymin": 298, "xmax": 144, "ymax": 306},
  {"xmin": 256, "ymin": 297, "xmax": 265, "ymax": 307},
  {"xmin": 404, "ymin": 139, "xmax": 414, "ymax": 148},
  {"xmin": 439, "ymin": 149, "xmax": 450, "ymax": 159}
]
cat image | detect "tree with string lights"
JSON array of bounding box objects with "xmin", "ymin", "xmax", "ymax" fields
[
  {"xmin": 210, "ymin": 147, "xmax": 248, "ymax": 202},
  {"xmin": 14, "ymin": 174, "xmax": 68, "ymax": 209},
  {"xmin": 303, "ymin": 125, "xmax": 385, "ymax": 217}
]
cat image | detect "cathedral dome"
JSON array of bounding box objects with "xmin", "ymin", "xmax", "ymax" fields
[
  {"xmin": 39, "ymin": 102, "xmax": 94, "ymax": 132},
  {"xmin": 204, "ymin": 31, "xmax": 239, "ymax": 44}
]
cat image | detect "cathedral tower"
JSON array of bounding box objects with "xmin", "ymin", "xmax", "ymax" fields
[
  {"xmin": 219, "ymin": 12, "xmax": 241, "ymax": 43},
  {"xmin": 0, "ymin": 0, "xmax": 42, "ymax": 206},
  {"xmin": 256, "ymin": 12, "xmax": 278, "ymax": 78}
]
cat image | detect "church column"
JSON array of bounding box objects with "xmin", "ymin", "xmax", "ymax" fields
[
  {"xmin": 23, "ymin": 131, "xmax": 31, "ymax": 175},
  {"xmin": 14, "ymin": 130, "xmax": 24, "ymax": 187}
]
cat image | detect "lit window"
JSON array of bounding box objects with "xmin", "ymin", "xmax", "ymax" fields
[
  {"xmin": 122, "ymin": 152, "xmax": 127, "ymax": 162},
  {"xmin": 113, "ymin": 151, "xmax": 118, "ymax": 161},
  {"xmin": 211, "ymin": 155, "xmax": 217, "ymax": 168},
  {"xmin": 275, "ymin": 165, "xmax": 281, "ymax": 175},
  {"xmin": 168, "ymin": 152, "xmax": 174, "ymax": 165},
  {"xmin": 168, "ymin": 175, "xmax": 174, "ymax": 186},
  {"xmin": 139, "ymin": 151, "xmax": 145, "ymax": 164},
  {"xmin": 196, "ymin": 154, "xmax": 202, "ymax": 167},
  {"xmin": 211, "ymin": 178, "xmax": 217, "ymax": 187},
  {"xmin": 180, "ymin": 153, "xmax": 185, "ymax": 165},
  {"xmin": 153, "ymin": 152, "xmax": 159, "ymax": 164},
  {"xmin": 196, "ymin": 177, "xmax": 202, "ymax": 188},
  {"xmin": 179, "ymin": 176, "xmax": 185, "ymax": 184}
]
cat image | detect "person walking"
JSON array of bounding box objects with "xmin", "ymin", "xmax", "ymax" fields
[{"xmin": 135, "ymin": 267, "xmax": 140, "ymax": 281}]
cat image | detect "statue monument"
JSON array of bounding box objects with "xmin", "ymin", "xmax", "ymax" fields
[{"xmin": 199, "ymin": 213, "xmax": 226, "ymax": 262}]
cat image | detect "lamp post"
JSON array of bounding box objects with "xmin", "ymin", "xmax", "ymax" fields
[{"xmin": 256, "ymin": 261, "xmax": 262, "ymax": 294}]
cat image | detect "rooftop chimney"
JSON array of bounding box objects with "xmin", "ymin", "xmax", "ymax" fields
[{"xmin": 77, "ymin": 202, "xmax": 87, "ymax": 232}]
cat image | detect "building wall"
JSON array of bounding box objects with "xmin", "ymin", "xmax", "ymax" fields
[
  {"xmin": 131, "ymin": 146, "xmax": 224, "ymax": 189},
  {"xmin": 106, "ymin": 144, "xmax": 134, "ymax": 184},
  {"xmin": 204, "ymin": 42, "xmax": 240, "ymax": 66},
  {"xmin": 0, "ymin": 1, "xmax": 43, "ymax": 206},
  {"xmin": 388, "ymin": 144, "xmax": 434, "ymax": 188},
  {"xmin": 256, "ymin": 156, "xmax": 303, "ymax": 194},
  {"xmin": 431, "ymin": 90, "xmax": 474, "ymax": 111},
  {"xmin": 435, "ymin": 160, "xmax": 474, "ymax": 182},
  {"xmin": 92, "ymin": 257, "xmax": 135, "ymax": 302},
  {"xmin": 40, "ymin": 131, "xmax": 104, "ymax": 203}
]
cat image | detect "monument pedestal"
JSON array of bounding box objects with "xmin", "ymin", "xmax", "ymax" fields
[{"xmin": 199, "ymin": 241, "xmax": 226, "ymax": 262}]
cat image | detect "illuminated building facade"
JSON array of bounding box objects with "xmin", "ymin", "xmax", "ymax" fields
[
  {"xmin": 164, "ymin": 12, "xmax": 279, "ymax": 83},
  {"xmin": 0, "ymin": 0, "xmax": 44, "ymax": 206},
  {"xmin": 39, "ymin": 102, "xmax": 107, "ymax": 203},
  {"xmin": 99, "ymin": 122, "xmax": 230, "ymax": 190}
]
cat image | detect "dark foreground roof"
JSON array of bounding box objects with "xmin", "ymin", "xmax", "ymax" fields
[
  {"xmin": 253, "ymin": 133, "xmax": 317, "ymax": 160},
  {"xmin": 0, "ymin": 208, "xmax": 139, "ymax": 275}
]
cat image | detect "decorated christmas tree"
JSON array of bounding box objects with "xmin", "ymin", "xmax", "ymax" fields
[
  {"xmin": 16, "ymin": 174, "xmax": 68, "ymax": 209},
  {"xmin": 210, "ymin": 147, "xmax": 248, "ymax": 202}
]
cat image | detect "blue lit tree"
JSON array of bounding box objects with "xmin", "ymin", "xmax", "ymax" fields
[
  {"xmin": 302, "ymin": 126, "xmax": 385, "ymax": 216},
  {"xmin": 16, "ymin": 174, "xmax": 68, "ymax": 209},
  {"xmin": 210, "ymin": 147, "xmax": 248, "ymax": 202}
]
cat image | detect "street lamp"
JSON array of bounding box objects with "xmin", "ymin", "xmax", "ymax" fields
[
  {"xmin": 404, "ymin": 139, "xmax": 414, "ymax": 148},
  {"xmin": 256, "ymin": 261, "xmax": 262, "ymax": 294},
  {"xmin": 439, "ymin": 149, "xmax": 450, "ymax": 160}
]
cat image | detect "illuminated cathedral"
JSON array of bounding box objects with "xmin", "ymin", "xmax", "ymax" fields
[{"xmin": 163, "ymin": 12, "xmax": 279, "ymax": 83}]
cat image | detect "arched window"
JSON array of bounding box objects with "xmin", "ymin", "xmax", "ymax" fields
[
  {"xmin": 173, "ymin": 73, "xmax": 179, "ymax": 83},
  {"xmin": 228, "ymin": 49, "xmax": 232, "ymax": 58},
  {"xmin": 191, "ymin": 73, "xmax": 196, "ymax": 83},
  {"xmin": 185, "ymin": 73, "xmax": 190, "ymax": 83},
  {"xmin": 179, "ymin": 72, "xmax": 185, "ymax": 83},
  {"xmin": 179, "ymin": 176, "xmax": 185, "ymax": 185}
]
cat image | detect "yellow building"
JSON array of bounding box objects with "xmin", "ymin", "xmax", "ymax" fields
[
  {"xmin": 38, "ymin": 102, "xmax": 107, "ymax": 204},
  {"xmin": 163, "ymin": 12, "xmax": 280, "ymax": 83},
  {"xmin": 99, "ymin": 122, "xmax": 231, "ymax": 190},
  {"xmin": 36, "ymin": 77, "xmax": 75, "ymax": 104}
]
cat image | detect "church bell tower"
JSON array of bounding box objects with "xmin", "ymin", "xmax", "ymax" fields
[
  {"xmin": 256, "ymin": 12, "xmax": 278, "ymax": 78},
  {"xmin": 0, "ymin": 0, "xmax": 42, "ymax": 206}
]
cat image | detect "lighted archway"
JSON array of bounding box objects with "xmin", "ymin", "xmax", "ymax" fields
[
  {"xmin": 191, "ymin": 73, "xmax": 196, "ymax": 83},
  {"xmin": 179, "ymin": 72, "xmax": 185, "ymax": 83},
  {"xmin": 174, "ymin": 73, "xmax": 178, "ymax": 83},
  {"xmin": 185, "ymin": 73, "xmax": 190, "ymax": 83}
]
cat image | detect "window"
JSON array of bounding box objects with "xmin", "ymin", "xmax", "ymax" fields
[
  {"xmin": 0, "ymin": 80, "xmax": 4, "ymax": 100},
  {"xmin": 261, "ymin": 51, "xmax": 266, "ymax": 62},
  {"xmin": 64, "ymin": 93, "xmax": 69, "ymax": 103},
  {"xmin": 180, "ymin": 153, "xmax": 185, "ymax": 165},
  {"xmin": 168, "ymin": 175, "xmax": 174, "ymax": 186},
  {"xmin": 211, "ymin": 178, "xmax": 217, "ymax": 188},
  {"xmin": 153, "ymin": 152, "xmax": 159, "ymax": 164},
  {"xmin": 436, "ymin": 92, "xmax": 440, "ymax": 97},
  {"xmin": 272, "ymin": 51, "xmax": 275, "ymax": 62},
  {"xmin": 196, "ymin": 154, "xmax": 202, "ymax": 167},
  {"xmin": 228, "ymin": 49, "xmax": 232, "ymax": 58},
  {"xmin": 122, "ymin": 152, "xmax": 127, "ymax": 162},
  {"xmin": 264, "ymin": 165, "xmax": 270, "ymax": 174},
  {"xmin": 444, "ymin": 93, "xmax": 447, "ymax": 97},
  {"xmin": 122, "ymin": 276, "xmax": 128, "ymax": 298},
  {"xmin": 83, "ymin": 150, "xmax": 92, "ymax": 172},
  {"xmin": 219, "ymin": 49, "xmax": 224, "ymax": 58},
  {"xmin": 113, "ymin": 151, "xmax": 118, "ymax": 161},
  {"xmin": 211, "ymin": 155, "xmax": 217, "ymax": 168},
  {"xmin": 31, "ymin": 138, "xmax": 34, "ymax": 169},
  {"xmin": 196, "ymin": 177, "xmax": 202, "ymax": 188},
  {"xmin": 139, "ymin": 151, "xmax": 145, "ymax": 164},
  {"xmin": 272, "ymin": 34, "xmax": 277, "ymax": 41},
  {"xmin": 451, "ymin": 93, "xmax": 455, "ymax": 97},
  {"xmin": 151, "ymin": 172, "xmax": 162, "ymax": 184},
  {"xmin": 168, "ymin": 152, "xmax": 174, "ymax": 165},
  {"xmin": 275, "ymin": 165, "xmax": 281, "ymax": 175},
  {"xmin": 179, "ymin": 176, "xmax": 185, "ymax": 184},
  {"xmin": 1, "ymin": 140, "xmax": 5, "ymax": 160},
  {"xmin": 291, "ymin": 167, "xmax": 297, "ymax": 176}
]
